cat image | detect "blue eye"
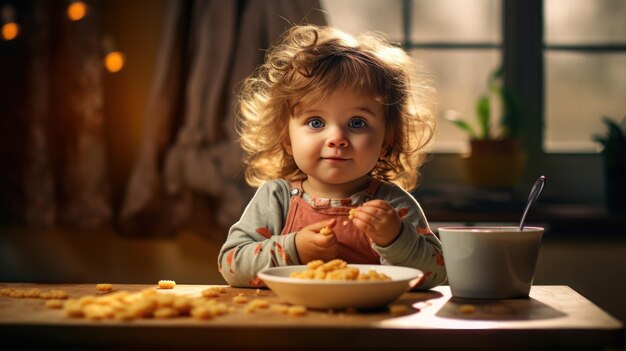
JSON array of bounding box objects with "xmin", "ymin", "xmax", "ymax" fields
[
  {"xmin": 307, "ymin": 118, "xmax": 325, "ymax": 129},
  {"xmin": 348, "ymin": 118, "xmax": 367, "ymax": 129}
]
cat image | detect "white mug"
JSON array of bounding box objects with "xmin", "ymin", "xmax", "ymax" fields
[{"xmin": 438, "ymin": 226, "xmax": 544, "ymax": 299}]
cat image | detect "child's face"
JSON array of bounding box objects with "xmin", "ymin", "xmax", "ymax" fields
[{"xmin": 284, "ymin": 88, "xmax": 386, "ymax": 190}]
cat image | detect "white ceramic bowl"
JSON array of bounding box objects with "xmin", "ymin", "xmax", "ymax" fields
[
  {"xmin": 257, "ymin": 264, "xmax": 423, "ymax": 309},
  {"xmin": 439, "ymin": 226, "xmax": 544, "ymax": 299}
]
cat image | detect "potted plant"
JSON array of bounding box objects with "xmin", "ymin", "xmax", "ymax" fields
[
  {"xmin": 446, "ymin": 67, "xmax": 526, "ymax": 190},
  {"xmin": 592, "ymin": 116, "xmax": 626, "ymax": 212}
]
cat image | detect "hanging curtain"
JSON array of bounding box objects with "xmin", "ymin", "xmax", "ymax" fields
[
  {"xmin": 7, "ymin": 0, "xmax": 111, "ymax": 228},
  {"xmin": 119, "ymin": 0, "xmax": 326, "ymax": 238}
]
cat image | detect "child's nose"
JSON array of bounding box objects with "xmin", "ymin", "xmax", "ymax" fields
[{"xmin": 327, "ymin": 127, "xmax": 348, "ymax": 148}]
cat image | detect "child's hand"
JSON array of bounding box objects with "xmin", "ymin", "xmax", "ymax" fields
[
  {"xmin": 294, "ymin": 219, "xmax": 339, "ymax": 264},
  {"xmin": 351, "ymin": 200, "xmax": 401, "ymax": 247}
]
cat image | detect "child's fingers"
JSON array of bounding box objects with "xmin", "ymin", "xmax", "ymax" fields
[
  {"xmin": 356, "ymin": 204, "xmax": 395, "ymax": 222},
  {"xmin": 362, "ymin": 200, "xmax": 393, "ymax": 211},
  {"xmin": 315, "ymin": 232, "xmax": 338, "ymax": 248},
  {"xmin": 303, "ymin": 218, "xmax": 337, "ymax": 231}
]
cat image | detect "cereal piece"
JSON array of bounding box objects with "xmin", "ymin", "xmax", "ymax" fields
[
  {"xmin": 306, "ymin": 260, "xmax": 324, "ymax": 270},
  {"xmin": 232, "ymin": 293, "xmax": 248, "ymax": 304},
  {"xmin": 172, "ymin": 297, "xmax": 193, "ymax": 315},
  {"xmin": 127, "ymin": 298, "xmax": 158, "ymax": 318},
  {"xmin": 24, "ymin": 288, "xmax": 42, "ymax": 298},
  {"xmin": 45, "ymin": 299, "xmax": 65, "ymax": 309},
  {"xmin": 287, "ymin": 305, "xmax": 307, "ymax": 316},
  {"xmin": 389, "ymin": 304, "xmax": 409, "ymax": 315},
  {"xmin": 158, "ymin": 280, "xmax": 176, "ymax": 289},
  {"xmin": 85, "ymin": 304, "xmax": 115, "ymax": 320},
  {"xmin": 64, "ymin": 299, "xmax": 85, "ymax": 318},
  {"xmin": 40, "ymin": 289, "xmax": 69, "ymax": 300},
  {"xmin": 154, "ymin": 307, "xmax": 179, "ymax": 319},
  {"xmin": 96, "ymin": 283, "xmax": 113, "ymax": 292},
  {"xmin": 319, "ymin": 226, "xmax": 333, "ymax": 236},
  {"xmin": 9, "ymin": 289, "xmax": 25, "ymax": 298},
  {"xmin": 191, "ymin": 301, "xmax": 230, "ymax": 320},
  {"xmin": 155, "ymin": 293, "xmax": 176, "ymax": 307},
  {"xmin": 459, "ymin": 304, "xmax": 476, "ymax": 314},
  {"xmin": 243, "ymin": 299, "xmax": 270, "ymax": 313},
  {"xmin": 201, "ymin": 287, "xmax": 221, "ymax": 298},
  {"xmin": 270, "ymin": 304, "xmax": 290, "ymax": 314},
  {"xmin": 349, "ymin": 208, "xmax": 357, "ymax": 219},
  {"xmin": 191, "ymin": 305, "xmax": 214, "ymax": 320}
]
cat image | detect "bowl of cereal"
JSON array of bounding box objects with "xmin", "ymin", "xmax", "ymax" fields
[{"xmin": 257, "ymin": 259, "xmax": 423, "ymax": 309}]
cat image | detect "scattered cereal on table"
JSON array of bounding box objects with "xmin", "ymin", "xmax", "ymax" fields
[
  {"xmin": 45, "ymin": 299, "xmax": 64, "ymax": 309},
  {"xmin": 232, "ymin": 293, "xmax": 248, "ymax": 304},
  {"xmin": 40, "ymin": 289, "xmax": 69, "ymax": 300},
  {"xmin": 201, "ymin": 287, "xmax": 222, "ymax": 298},
  {"xmin": 24, "ymin": 288, "xmax": 42, "ymax": 298},
  {"xmin": 158, "ymin": 280, "xmax": 176, "ymax": 289},
  {"xmin": 154, "ymin": 307, "xmax": 179, "ymax": 319},
  {"xmin": 287, "ymin": 305, "xmax": 307, "ymax": 316},
  {"xmin": 96, "ymin": 283, "xmax": 113, "ymax": 292}
]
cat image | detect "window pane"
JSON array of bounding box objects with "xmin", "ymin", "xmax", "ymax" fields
[
  {"xmin": 416, "ymin": 50, "xmax": 501, "ymax": 152},
  {"xmin": 545, "ymin": 0, "xmax": 626, "ymax": 44},
  {"xmin": 544, "ymin": 52, "xmax": 626, "ymax": 153},
  {"xmin": 320, "ymin": 0, "xmax": 403, "ymax": 42},
  {"xmin": 410, "ymin": 0, "xmax": 501, "ymax": 43}
]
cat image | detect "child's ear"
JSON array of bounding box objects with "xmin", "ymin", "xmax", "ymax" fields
[{"xmin": 283, "ymin": 138, "xmax": 293, "ymax": 155}]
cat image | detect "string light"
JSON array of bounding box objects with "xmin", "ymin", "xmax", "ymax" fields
[
  {"xmin": 1, "ymin": 4, "xmax": 20, "ymax": 41},
  {"xmin": 67, "ymin": 0, "xmax": 88, "ymax": 22},
  {"xmin": 102, "ymin": 36, "xmax": 125, "ymax": 73}
]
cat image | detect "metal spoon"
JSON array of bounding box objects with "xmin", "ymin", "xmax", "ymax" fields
[{"xmin": 519, "ymin": 175, "xmax": 546, "ymax": 231}]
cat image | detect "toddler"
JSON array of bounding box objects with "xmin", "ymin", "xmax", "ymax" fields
[{"xmin": 218, "ymin": 25, "xmax": 446, "ymax": 289}]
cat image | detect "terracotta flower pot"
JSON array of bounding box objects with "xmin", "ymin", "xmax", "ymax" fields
[{"xmin": 462, "ymin": 139, "xmax": 527, "ymax": 190}]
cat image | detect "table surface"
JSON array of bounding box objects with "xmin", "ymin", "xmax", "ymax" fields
[{"xmin": 0, "ymin": 283, "xmax": 623, "ymax": 350}]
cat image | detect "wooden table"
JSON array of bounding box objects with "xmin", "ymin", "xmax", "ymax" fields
[{"xmin": 0, "ymin": 283, "xmax": 623, "ymax": 350}]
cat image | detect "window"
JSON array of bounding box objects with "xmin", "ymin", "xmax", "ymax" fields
[{"xmin": 543, "ymin": 0, "xmax": 626, "ymax": 153}]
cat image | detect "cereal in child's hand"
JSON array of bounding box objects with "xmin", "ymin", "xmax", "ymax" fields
[
  {"xmin": 319, "ymin": 226, "xmax": 333, "ymax": 236},
  {"xmin": 158, "ymin": 280, "xmax": 176, "ymax": 289},
  {"xmin": 349, "ymin": 208, "xmax": 357, "ymax": 220}
]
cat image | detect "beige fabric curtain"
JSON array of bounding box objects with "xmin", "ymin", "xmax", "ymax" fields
[{"xmin": 120, "ymin": 0, "xmax": 326, "ymax": 237}]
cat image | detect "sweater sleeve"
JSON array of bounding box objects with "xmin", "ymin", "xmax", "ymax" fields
[
  {"xmin": 371, "ymin": 184, "xmax": 447, "ymax": 289},
  {"xmin": 217, "ymin": 180, "xmax": 300, "ymax": 287}
]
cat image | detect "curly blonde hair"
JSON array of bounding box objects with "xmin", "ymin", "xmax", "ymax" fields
[{"xmin": 237, "ymin": 25, "xmax": 436, "ymax": 190}]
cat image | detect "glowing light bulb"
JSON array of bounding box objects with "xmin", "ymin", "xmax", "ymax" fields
[
  {"xmin": 1, "ymin": 22, "xmax": 19, "ymax": 41},
  {"xmin": 104, "ymin": 51, "xmax": 125, "ymax": 73},
  {"xmin": 67, "ymin": 1, "xmax": 88, "ymax": 21}
]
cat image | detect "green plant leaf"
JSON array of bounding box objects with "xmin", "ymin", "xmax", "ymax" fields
[
  {"xmin": 476, "ymin": 95, "xmax": 490, "ymax": 139},
  {"xmin": 445, "ymin": 115, "xmax": 477, "ymax": 138}
]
